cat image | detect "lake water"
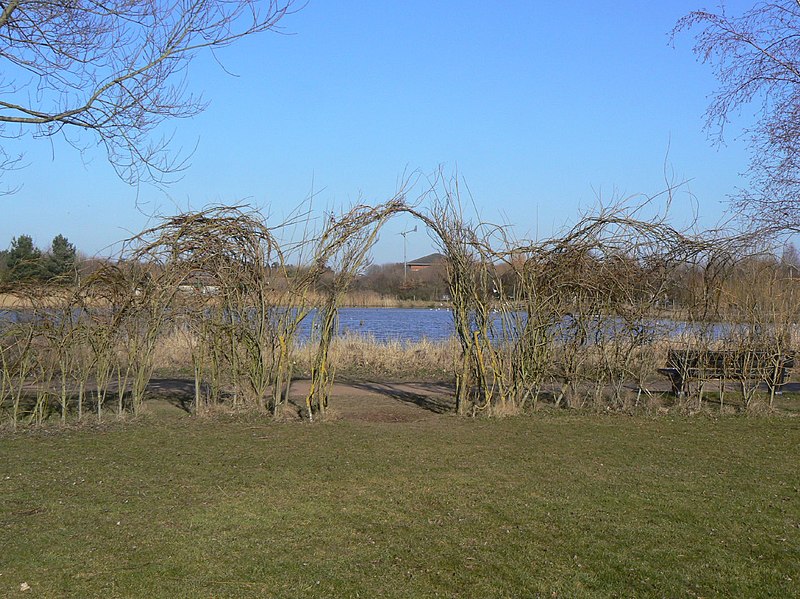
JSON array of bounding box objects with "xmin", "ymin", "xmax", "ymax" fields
[
  {"xmin": 304, "ymin": 307, "xmax": 456, "ymax": 342},
  {"xmin": 0, "ymin": 306, "xmax": 752, "ymax": 345},
  {"xmin": 315, "ymin": 309, "xmax": 741, "ymax": 344},
  {"xmin": 0, "ymin": 306, "xmax": 459, "ymax": 343}
]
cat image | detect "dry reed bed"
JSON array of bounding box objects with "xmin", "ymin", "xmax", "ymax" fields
[{"xmin": 151, "ymin": 329, "xmax": 456, "ymax": 379}]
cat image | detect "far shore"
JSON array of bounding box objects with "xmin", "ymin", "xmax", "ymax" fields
[{"xmin": 0, "ymin": 290, "xmax": 448, "ymax": 310}]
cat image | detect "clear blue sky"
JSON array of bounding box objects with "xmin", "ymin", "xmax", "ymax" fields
[{"xmin": 2, "ymin": 1, "xmax": 756, "ymax": 264}]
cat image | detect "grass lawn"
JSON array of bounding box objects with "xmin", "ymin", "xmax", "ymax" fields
[{"xmin": 1, "ymin": 409, "xmax": 799, "ymax": 598}]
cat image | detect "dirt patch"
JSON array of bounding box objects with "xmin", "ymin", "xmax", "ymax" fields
[
  {"xmin": 286, "ymin": 379, "xmax": 455, "ymax": 423},
  {"xmin": 144, "ymin": 377, "xmax": 456, "ymax": 423}
]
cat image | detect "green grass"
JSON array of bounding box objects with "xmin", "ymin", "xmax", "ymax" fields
[{"xmin": 1, "ymin": 412, "xmax": 799, "ymax": 598}]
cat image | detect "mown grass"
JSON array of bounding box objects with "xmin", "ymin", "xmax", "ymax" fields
[{"xmin": 1, "ymin": 412, "xmax": 799, "ymax": 598}]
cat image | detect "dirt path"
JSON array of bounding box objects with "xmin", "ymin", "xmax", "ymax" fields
[
  {"xmin": 146, "ymin": 377, "xmax": 456, "ymax": 422},
  {"xmin": 287, "ymin": 380, "xmax": 454, "ymax": 422}
]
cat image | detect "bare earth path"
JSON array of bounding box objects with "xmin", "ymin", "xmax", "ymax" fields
[
  {"xmin": 146, "ymin": 377, "xmax": 456, "ymax": 422},
  {"xmin": 145, "ymin": 376, "xmax": 800, "ymax": 420}
]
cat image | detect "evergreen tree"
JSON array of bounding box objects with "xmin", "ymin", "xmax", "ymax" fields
[
  {"xmin": 0, "ymin": 249, "xmax": 8, "ymax": 281},
  {"xmin": 47, "ymin": 234, "xmax": 77, "ymax": 281},
  {"xmin": 6, "ymin": 235, "xmax": 44, "ymax": 282}
]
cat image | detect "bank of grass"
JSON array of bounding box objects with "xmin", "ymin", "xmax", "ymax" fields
[{"xmin": 1, "ymin": 412, "xmax": 798, "ymax": 597}]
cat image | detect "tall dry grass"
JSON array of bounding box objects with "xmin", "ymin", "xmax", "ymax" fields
[
  {"xmin": 296, "ymin": 333, "xmax": 456, "ymax": 380},
  {"xmin": 153, "ymin": 328, "xmax": 456, "ymax": 381}
]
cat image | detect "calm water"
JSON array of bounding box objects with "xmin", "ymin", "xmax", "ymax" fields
[
  {"xmin": 299, "ymin": 309, "xmax": 732, "ymax": 344},
  {"xmin": 0, "ymin": 306, "xmax": 459, "ymax": 343},
  {"xmin": 0, "ymin": 306, "xmax": 750, "ymax": 344},
  {"xmin": 303, "ymin": 307, "xmax": 455, "ymax": 342}
]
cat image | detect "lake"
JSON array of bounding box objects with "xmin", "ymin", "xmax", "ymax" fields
[
  {"xmin": 304, "ymin": 307, "xmax": 456, "ymax": 342},
  {"xmin": 0, "ymin": 306, "xmax": 753, "ymax": 345},
  {"xmin": 0, "ymin": 306, "xmax": 459, "ymax": 343}
]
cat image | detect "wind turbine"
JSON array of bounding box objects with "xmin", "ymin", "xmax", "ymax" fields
[{"xmin": 399, "ymin": 225, "xmax": 417, "ymax": 284}]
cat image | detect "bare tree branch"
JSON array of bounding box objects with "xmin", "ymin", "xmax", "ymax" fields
[
  {"xmin": 0, "ymin": 0, "xmax": 300, "ymax": 185},
  {"xmin": 674, "ymin": 1, "xmax": 800, "ymax": 231}
]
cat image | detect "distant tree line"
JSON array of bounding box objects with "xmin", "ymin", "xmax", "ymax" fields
[
  {"xmin": 354, "ymin": 262, "xmax": 448, "ymax": 301},
  {"xmin": 0, "ymin": 235, "xmax": 78, "ymax": 284},
  {"xmin": 0, "ymin": 231, "xmax": 450, "ymax": 298},
  {"xmin": 254, "ymin": 260, "xmax": 449, "ymax": 301},
  {"xmin": 355, "ymin": 246, "xmax": 800, "ymax": 309}
]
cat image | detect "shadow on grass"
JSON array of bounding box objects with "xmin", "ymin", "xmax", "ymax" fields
[
  {"xmin": 348, "ymin": 381, "xmax": 455, "ymax": 414},
  {"xmin": 147, "ymin": 378, "xmax": 196, "ymax": 413},
  {"xmin": 3, "ymin": 378, "xmax": 199, "ymax": 422}
]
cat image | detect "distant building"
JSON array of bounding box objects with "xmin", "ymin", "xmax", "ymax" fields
[{"xmin": 407, "ymin": 252, "xmax": 446, "ymax": 272}]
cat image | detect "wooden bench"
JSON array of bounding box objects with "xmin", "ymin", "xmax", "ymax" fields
[{"xmin": 658, "ymin": 349, "xmax": 795, "ymax": 397}]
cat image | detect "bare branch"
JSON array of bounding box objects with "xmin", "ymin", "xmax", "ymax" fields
[
  {"xmin": 0, "ymin": 0, "xmax": 300, "ymax": 185},
  {"xmin": 674, "ymin": 2, "xmax": 800, "ymax": 230}
]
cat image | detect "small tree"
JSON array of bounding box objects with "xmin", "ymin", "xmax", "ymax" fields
[
  {"xmin": 5, "ymin": 235, "xmax": 44, "ymax": 282},
  {"xmin": 46, "ymin": 235, "xmax": 77, "ymax": 282}
]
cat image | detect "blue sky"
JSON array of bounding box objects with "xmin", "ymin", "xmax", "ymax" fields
[{"xmin": 2, "ymin": 1, "xmax": 756, "ymax": 263}]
